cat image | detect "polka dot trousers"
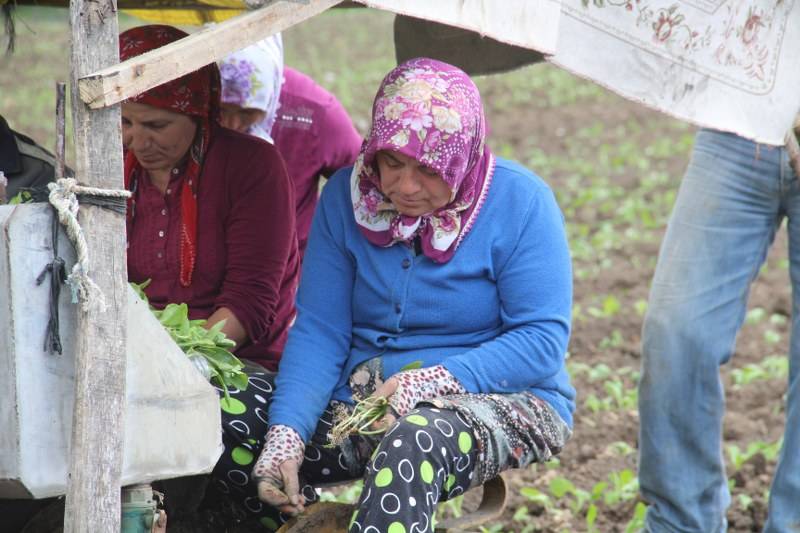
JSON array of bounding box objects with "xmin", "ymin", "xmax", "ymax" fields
[{"xmin": 212, "ymin": 367, "xmax": 478, "ymax": 532}]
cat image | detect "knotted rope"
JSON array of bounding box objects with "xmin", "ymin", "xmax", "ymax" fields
[{"xmin": 45, "ymin": 177, "xmax": 130, "ymax": 314}]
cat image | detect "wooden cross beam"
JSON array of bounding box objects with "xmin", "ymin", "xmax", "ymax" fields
[{"xmin": 77, "ymin": 0, "xmax": 341, "ymax": 109}]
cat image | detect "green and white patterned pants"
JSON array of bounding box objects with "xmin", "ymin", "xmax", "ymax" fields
[{"xmin": 213, "ymin": 368, "xmax": 477, "ymax": 532}]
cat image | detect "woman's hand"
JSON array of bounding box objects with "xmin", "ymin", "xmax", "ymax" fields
[
  {"xmin": 253, "ymin": 425, "xmax": 306, "ymax": 516},
  {"xmin": 372, "ymin": 365, "xmax": 466, "ymax": 430},
  {"xmin": 206, "ymin": 307, "xmax": 248, "ymax": 346}
]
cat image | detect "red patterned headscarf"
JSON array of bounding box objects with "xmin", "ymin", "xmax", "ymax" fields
[{"xmin": 119, "ymin": 25, "xmax": 221, "ymax": 287}]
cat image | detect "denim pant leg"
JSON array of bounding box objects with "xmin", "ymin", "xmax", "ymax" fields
[
  {"xmin": 765, "ymin": 154, "xmax": 800, "ymax": 533},
  {"xmin": 639, "ymin": 129, "xmax": 783, "ymax": 533}
]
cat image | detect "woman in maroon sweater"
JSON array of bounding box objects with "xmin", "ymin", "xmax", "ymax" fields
[{"xmin": 121, "ymin": 24, "xmax": 299, "ymax": 371}]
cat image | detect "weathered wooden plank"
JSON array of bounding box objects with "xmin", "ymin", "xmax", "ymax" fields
[
  {"xmin": 64, "ymin": 0, "xmax": 128, "ymax": 531},
  {"xmin": 54, "ymin": 82, "xmax": 66, "ymax": 181},
  {"xmin": 15, "ymin": 0, "xmax": 361, "ymax": 10},
  {"xmin": 78, "ymin": 0, "xmax": 341, "ymax": 109}
]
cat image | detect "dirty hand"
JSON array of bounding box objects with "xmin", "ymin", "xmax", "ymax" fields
[
  {"xmin": 254, "ymin": 425, "xmax": 306, "ymax": 515},
  {"xmin": 371, "ymin": 365, "xmax": 466, "ymax": 430},
  {"xmin": 151, "ymin": 510, "xmax": 167, "ymax": 533}
]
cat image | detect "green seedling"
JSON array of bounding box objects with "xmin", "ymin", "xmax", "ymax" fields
[
  {"xmin": 604, "ymin": 469, "xmax": 639, "ymax": 506},
  {"xmin": 745, "ymin": 307, "xmax": 766, "ymax": 325},
  {"xmin": 440, "ymin": 495, "xmax": 464, "ymax": 519},
  {"xmin": 319, "ymin": 480, "xmax": 363, "ymax": 504},
  {"xmin": 549, "ymin": 476, "xmax": 591, "ymax": 514},
  {"xmin": 737, "ymin": 493, "xmax": 753, "ymax": 511},
  {"xmin": 520, "ymin": 486, "xmax": 552, "ymax": 509},
  {"xmin": 599, "ymin": 330, "xmax": 624, "ymax": 349},
  {"xmin": 726, "ymin": 438, "xmax": 783, "ymax": 472},
  {"xmin": 764, "ymin": 330, "xmax": 782, "ymax": 344},
  {"xmin": 131, "ymin": 281, "xmax": 247, "ymax": 399},
  {"xmin": 588, "ymin": 295, "xmax": 622, "ymax": 318},
  {"xmin": 604, "ymin": 379, "xmax": 638, "ymax": 410},
  {"xmin": 608, "ymin": 441, "xmax": 636, "ymax": 457},
  {"xmin": 731, "ymin": 355, "xmax": 789, "ymax": 388},
  {"xmin": 585, "ymin": 503, "xmax": 600, "ymax": 533},
  {"xmin": 624, "ymin": 502, "xmax": 648, "ymax": 533}
]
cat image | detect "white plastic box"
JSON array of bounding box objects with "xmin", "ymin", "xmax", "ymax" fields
[{"xmin": 0, "ymin": 204, "xmax": 222, "ymax": 498}]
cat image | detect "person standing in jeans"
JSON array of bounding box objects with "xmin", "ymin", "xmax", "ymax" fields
[{"xmin": 638, "ymin": 128, "xmax": 800, "ymax": 532}]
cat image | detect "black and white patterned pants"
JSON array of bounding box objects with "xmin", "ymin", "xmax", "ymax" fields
[
  {"xmin": 212, "ymin": 367, "xmax": 477, "ymax": 532},
  {"xmin": 213, "ymin": 361, "xmax": 569, "ymax": 531}
]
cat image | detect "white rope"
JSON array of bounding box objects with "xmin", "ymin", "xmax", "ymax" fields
[{"xmin": 46, "ymin": 177, "xmax": 131, "ymax": 313}]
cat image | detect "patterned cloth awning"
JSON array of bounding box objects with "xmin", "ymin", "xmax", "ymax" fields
[{"xmin": 11, "ymin": 0, "xmax": 800, "ymax": 144}]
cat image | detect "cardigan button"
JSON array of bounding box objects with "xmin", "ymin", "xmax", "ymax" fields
[
  {"xmin": 394, "ymin": 304, "xmax": 402, "ymax": 314},
  {"xmin": 401, "ymin": 258, "xmax": 411, "ymax": 269}
]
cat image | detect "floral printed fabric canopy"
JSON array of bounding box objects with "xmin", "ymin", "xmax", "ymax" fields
[
  {"xmin": 14, "ymin": 0, "xmax": 800, "ymax": 143},
  {"xmin": 269, "ymin": 0, "xmax": 800, "ymax": 145},
  {"xmin": 548, "ymin": 0, "xmax": 800, "ymax": 145},
  {"xmin": 365, "ymin": 0, "xmax": 800, "ymax": 145}
]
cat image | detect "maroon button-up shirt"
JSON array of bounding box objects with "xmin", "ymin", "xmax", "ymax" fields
[
  {"xmin": 272, "ymin": 68, "xmax": 362, "ymax": 258},
  {"xmin": 128, "ymin": 125, "xmax": 299, "ymax": 369}
]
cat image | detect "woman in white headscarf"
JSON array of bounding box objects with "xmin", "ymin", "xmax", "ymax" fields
[
  {"xmin": 219, "ymin": 36, "xmax": 362, "ymax": 258},
  {"xmin": 219, "ymin": 34, "xmax": 284, "ymax": 143}
]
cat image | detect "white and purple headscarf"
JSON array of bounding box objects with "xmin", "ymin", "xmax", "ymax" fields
[
  {"xmin": 219, "ymin": 34, "xmax": 284, "ymax": 143},
  {"xmin": 351, "ymin": 58, "xmax": 495, "ymax": 264}
]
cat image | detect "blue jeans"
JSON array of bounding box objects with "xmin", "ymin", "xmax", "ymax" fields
[{"xmin": 639, "ymin": 129, "xmax": 800, "ymax": 533}]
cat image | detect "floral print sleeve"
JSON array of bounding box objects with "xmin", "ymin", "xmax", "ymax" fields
[{"xmin": 388, "ymin": 365, "xmax": 467, "ymax": 417}]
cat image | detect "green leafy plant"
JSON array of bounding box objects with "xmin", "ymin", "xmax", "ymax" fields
[
  {"xmin": 603, "ymin": 469, "xmax": 639, "ymax": 506},
  {"xmin": 588, "ymin": 295, "xmax": 621, "ymax": 318},
  {"xmin": 599, "ymin": 329, "xmax": 624, "ymax": 349},
  {"xmin": 604, "ymin": 379, "xmax": 638, "ymax": 410},
  {"xmin": 520, "ymin": 486, "xmax": 552, "ymax": 508},
  {"xmin": 731, "ymin": 355, "xmax": 788, "ymax": 388},
  {"xmin": 608, "ymin": 441, "xmax": 636, "ymax": 457},
  {"xmin": 549, "ymin": 476, "xmax": 591, "ymax": 514},
  {"xmin": 727, "ymin": 438, "xmax": 784, "ymax": 471},
  {"xmin": 130, "ymin": 281, "xmax": 247, "ymax": 398},
  {"xmin": 585, "ymin": 502, "xmax": 600, "ymax": 533},
  {"xmin": 440, "ymin": 495, "xmax": 464, "ymax": 519},
  {"xmin": 624, "ymin": 502, "xmax": 648, "ymax": 533},
  {"xmin": 745, "ymin": 307, "xmax": 766, "ymax": 325},
  {"xmin": 737, "ymin": 493, "xmax": 753, "ymax": 511},
  {"xmin": 318, "ymin": 480, "xmax": 363, "ymax": 503},
  {"xmin": 511, "ymin": 505, "xmax": 540, "ymax": 533}
]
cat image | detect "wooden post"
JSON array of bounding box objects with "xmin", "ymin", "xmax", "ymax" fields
[
  {"xmin": 64, "ymin": 0, "xmax": 128, "ymax": 531},
  {"xmin": 55, "ymin": 81, "xmax": 66, "ymax": 180}
]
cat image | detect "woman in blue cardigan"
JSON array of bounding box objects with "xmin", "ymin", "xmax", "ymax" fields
[{"xmin": 213, "ymin": 58, "xmax": 575, "ymax": 531}]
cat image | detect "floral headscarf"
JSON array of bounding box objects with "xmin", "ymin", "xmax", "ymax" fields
[
  {"xmin": 119, "ymin": 24, "xmax": 221, "ymax": 287},
  {"xmin": 219, "ymin": 34, "xmax": 284, "ymax": 143},
  {"xmin": 351, "ymin": 57, "xmax": 495, "ymax": 263}
]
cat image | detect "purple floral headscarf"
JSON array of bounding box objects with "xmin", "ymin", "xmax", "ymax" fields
[
  {"xmin": 351, "ymin": 57, "xmax": 495, "ymax": 263},
  {"xmin": 219, "ymin": 34, "xmax": 283, "ymax": 143}
]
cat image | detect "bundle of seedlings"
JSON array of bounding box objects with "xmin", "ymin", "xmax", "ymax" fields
[
  {"xmin": 328, "ymin": 395, "xmax": 390, "ymax": 447},
  {"xmin": 131, "ymin": 280, "xmax": 248, "ymax": 398},
  {"xmin": 327, "ymin": 361, "xmax": 421, "ymax": 446}
]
